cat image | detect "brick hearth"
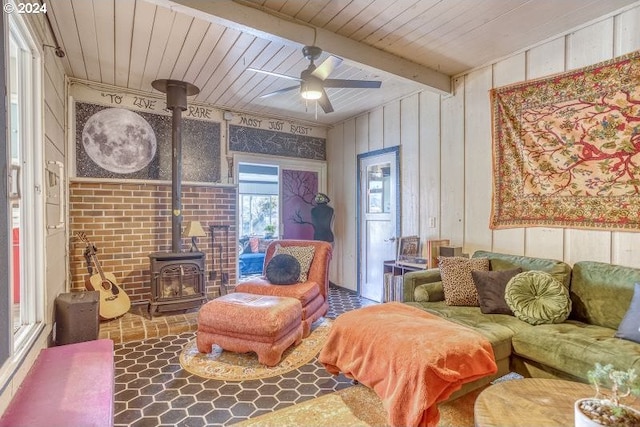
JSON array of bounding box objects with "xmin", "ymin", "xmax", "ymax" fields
[{"xmin": 69, "ymin": 181, "xmax": 237, "ymax": 304}]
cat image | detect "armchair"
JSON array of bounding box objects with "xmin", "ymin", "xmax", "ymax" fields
[{"xmin": 235, "ymin": 239, "xmax": 332, "ymax": 337}]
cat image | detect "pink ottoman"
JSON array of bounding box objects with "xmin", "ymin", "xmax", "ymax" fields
[{"xmin": 196, "ymin": 292, "xmax": 303, "ymax": 366}]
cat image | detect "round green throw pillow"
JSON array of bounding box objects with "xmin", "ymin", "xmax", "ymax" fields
[{"xmin": 504, "ymin": 271, "xmax": 572, "ymax": 325}]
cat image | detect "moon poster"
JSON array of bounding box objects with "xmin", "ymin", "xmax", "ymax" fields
[{"xmin": 75, "ymin": 102, "xmax": 221, "ymax": 182}]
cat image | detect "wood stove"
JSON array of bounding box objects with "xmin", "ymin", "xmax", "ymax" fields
[
  {"xmin": 149, "ymin": 252, "xmax": 206, "ymax": 316},
  {"xmin": 147, "ymin": 78, "xmax": 207, "ymax": 317}
]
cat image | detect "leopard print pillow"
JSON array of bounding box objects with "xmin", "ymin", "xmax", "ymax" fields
[
  {"xmin": 273, "ymin": 244, "xmax": 316, "ymax": 282},
  {"xmin": 438, "ymin": 256, "xmax": 490, "ymax": 306}
]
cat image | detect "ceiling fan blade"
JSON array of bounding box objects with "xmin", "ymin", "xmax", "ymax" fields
[
  {"xmin": 317, "ymin": 89, "xmax": 334, "ymax": 113},
  {"xmin": 259, "ymin": 85, "xmax": 299, "ymax": 98},
  {"xmin": 247, "ymin": 67, "xmax": 302, "ymax": 82},
  {"xmin": 311, "ymin": 56, "xmax": 342, "ymax": 80},
  {"xmin": 323, "ymin": 79, "xmax": 382, "ymax": 88}
]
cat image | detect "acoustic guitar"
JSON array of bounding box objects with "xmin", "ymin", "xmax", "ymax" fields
[{"xmin": 77, "ymin": 232, "xmax": 131, "ymax": 320}]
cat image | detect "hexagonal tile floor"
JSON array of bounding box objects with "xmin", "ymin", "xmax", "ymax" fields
[{"xmin": 114, "ymin": 285, "xmax": 377, "ymax": 426}]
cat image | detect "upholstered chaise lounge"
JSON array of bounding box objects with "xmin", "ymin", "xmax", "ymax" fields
[{"xmin": 235, "ymin": 239, "xmax": 332, "ymax": 337}]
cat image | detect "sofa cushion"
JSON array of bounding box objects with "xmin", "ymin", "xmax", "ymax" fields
[
  {"xmin": 405, "ymin": 301, "xmax": 531, "ymax": 361},
  {"xmin": 472, "ymin": 268, "xmax": 522, "ymax": 315},
  {"xmin": 472, "ymin": 250, "xmax": 572, "ymax": 288},
  {"xmin": 274, "ymin": 244, "xmax": 315, "ymax": 282},
  {"xmin": 438, "ymin": 256, "xmax": 489, "ymax": 306},
  {"xmin": 512, "ymin": 321, "xmax": 640, "ymax": 382},
  {"xmin": 505, "ymin": 271, "xmax": 571, "ymax": 325},
  {"xmin": 616, "ymin": 283, "xmax": 640, "ymax": 344},
  {"xmin": 571, "ymin": 261, "xmax": 640, "ymax": 330},
  {"xmin": 414, "ymin": 281, "xmax": 444, "ymax": 302},
  {"xmin": 265, "ymin": 254, "xmax": 301, "ymax": 285}
]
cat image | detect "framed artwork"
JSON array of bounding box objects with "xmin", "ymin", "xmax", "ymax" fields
[
  {"xmin": 397, "ymin": 236, "xmax": 420, "ymax": 261},
  {"xmin": 427, "ymin": 239, "xmax": 450, "ymax": 268}
]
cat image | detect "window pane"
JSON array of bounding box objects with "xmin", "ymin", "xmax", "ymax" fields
[{"xmin": 367, "ymin": 163, "xmax": 391, "ymax": 213}]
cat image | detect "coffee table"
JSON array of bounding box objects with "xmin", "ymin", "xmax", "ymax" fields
[{"xmin": 474, "ymin": 378, "xmax": 640, "ymax": 427}]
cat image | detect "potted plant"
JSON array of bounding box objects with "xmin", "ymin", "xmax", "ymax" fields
[
  {"xmin": 575, "ymin": 363, "xmax": 640, "ymax": 426},
  {"xmin": 263, "ymin": 224, "xmax": 276, "ymax": 239}
]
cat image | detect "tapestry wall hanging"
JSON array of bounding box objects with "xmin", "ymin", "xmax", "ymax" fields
[
  {"xmin": 76, "ymin": 102, "xmax": 221, "ymax": 182},
  {"xmin": 490, "ymin": 50, "xmax": 640, "ymax": 231}
]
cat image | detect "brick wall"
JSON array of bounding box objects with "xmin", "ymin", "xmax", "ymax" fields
[{"xmin": 69, "ymin": 181, "xmax": 237, "ymax": 304}]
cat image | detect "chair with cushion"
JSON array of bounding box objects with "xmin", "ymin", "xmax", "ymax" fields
[{"xmin": 235, "ymin": 239, "xmax": 332, "ymax": 337}]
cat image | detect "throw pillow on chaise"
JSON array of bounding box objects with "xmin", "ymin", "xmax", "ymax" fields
[
  {"xmin": 273, "ymin": 244, "xmax": 316, "ymax": 282},
  {"xmin": 265, "ymin": 254, "xmax": 301, "ymax": 285}
]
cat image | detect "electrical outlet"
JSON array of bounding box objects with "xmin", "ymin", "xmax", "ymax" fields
[
  {"xmin": 209, "ymin": 271, "xmax": 217, "ymax": 280},
  {"xmin": 428, "ymin": 217, "xmax": 436, "ymax": 228}
]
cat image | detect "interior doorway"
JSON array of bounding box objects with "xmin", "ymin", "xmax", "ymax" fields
[
  {"xmin": 357, "ymin": 147, "xmax": 400, "ymax": 302},
  {"xmin": 235, "ymin": 154, "xmax": 327, "ymax": 278}
]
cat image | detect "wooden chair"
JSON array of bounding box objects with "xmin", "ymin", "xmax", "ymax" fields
[{"xmin": 235, "ymin": 239, "xmax": 332, "ymax": 337}]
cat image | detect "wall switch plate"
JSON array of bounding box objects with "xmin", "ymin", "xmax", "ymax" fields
[{"xmin": 428, "ymin": 217, "xmax": 436, "ymax": 228}]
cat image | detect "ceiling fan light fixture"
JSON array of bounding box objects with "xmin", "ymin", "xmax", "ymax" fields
[{"xmin": 300, "ymin": 80, "xmax": 323, "ymax": 100}]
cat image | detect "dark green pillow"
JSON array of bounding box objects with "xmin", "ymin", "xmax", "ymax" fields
[
  {"xmin": 265, "ymin": 254, "xmax": 301, "ymax": 285},
  {"xmin": 504, "ymin": 271, "xmax": 571, "ymax": 325}
]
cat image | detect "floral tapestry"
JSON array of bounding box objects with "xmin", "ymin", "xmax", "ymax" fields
[{"xmin": 490, "ymin": 50, "xmax": 640, "ymax": 231}]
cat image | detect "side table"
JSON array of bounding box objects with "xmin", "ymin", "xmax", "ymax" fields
[{"xmin": 474, "ymin": 378, "xmax": 640, "ymax": 427}]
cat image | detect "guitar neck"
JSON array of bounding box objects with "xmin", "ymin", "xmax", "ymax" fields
[{"xmin": 91, "ymin": 253, "xmax": 108, "ymax": 281}]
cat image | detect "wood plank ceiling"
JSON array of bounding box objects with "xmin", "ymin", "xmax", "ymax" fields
[{"xmin": 47, "ymin": 0, "xmax": 638, "ymax": 126}]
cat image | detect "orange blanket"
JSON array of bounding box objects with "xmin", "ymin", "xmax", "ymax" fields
[{"xmin": 318, "ymin": 302, "xmax": 497, "ymax": 427}]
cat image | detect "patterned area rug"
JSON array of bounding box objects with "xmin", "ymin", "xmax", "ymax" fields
[
  {"xmin": 234, "ymin": 383, "xmax": 483, "ymax": 427},
  {"xmin": 179, "ymin": 318, "xmax": 332, "ymax": 381}
]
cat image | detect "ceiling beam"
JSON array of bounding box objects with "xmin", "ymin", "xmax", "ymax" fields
[{"xmin": 161, "ymin": 0, "xmax": 452, "ymax": 95}]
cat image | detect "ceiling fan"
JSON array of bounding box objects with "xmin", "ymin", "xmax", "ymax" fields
[{"xmin": 247, "ymin": 46, "xmax": 382, "ymax": 113}]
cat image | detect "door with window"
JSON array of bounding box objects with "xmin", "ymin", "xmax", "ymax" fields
[
  {"xmin": 4, "ymin": 10, "xmax": 44, "ymax": 357},
  {"xmin": 358, "ymin": 148, "xmax": 399, "ymax": 302}
]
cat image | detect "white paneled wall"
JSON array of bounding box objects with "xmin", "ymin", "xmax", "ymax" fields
[{"xmin": 326, "ymin": 5, "xmax": 640, "ymax": 288}]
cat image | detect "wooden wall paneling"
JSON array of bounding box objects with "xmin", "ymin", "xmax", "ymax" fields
[
  {"xmin": 563, "ymin": 19, "xmax": 615, "ymax": 265},
  {"xmin": 440, "ymin": 77, "xmax": 465, "ymax": 246},
  {"xmin": 355, "ymin": 114, "xmax": 369, "ymax": 155},
  {"xmin": 92, "ymin": 0, "xmax": 116, "ymax": 85},
  {"xmin": 154, "ymin": 12, "xmax": 193, "ymax": 81},
  {"xmin": 400, "ymin": 94, "xmax": 420, "ymax": 236},
  {"xmin": 383, "ymin": 100, "xmax": 400, "ymax": 148},
  {"xmin": 567, "ymin": 18, "xmax": 614, "ymax": 68},
  {"xmin": 327, "ymin": 124, "xmax": 343, "ymax": 284},
  {"xmin": 368, "ymin": 107, "xmax": 384, "ymax": 151},
  {"xmin": 523, "ymin": 38, "xmax": 566, "ymax": 260},
  {"xmin": 44, "ymin": 106, "xmax": 64, "ymax": 157},
  {"xmin": 127, "ymin": 1, "xmax": 158, "ymax": 90},
  {"xmin": 615, "ymin": 7, "xmax": 640, "ymax": 55},
  {"xmin": 342, "ymin": 119, "xmax": 358, "ymax": 290},
  {"xmin": 418, "ymin": 91, "xmax": 441, "ymax": 245},
  {"xmin": 490, "ymin": 54, "xmax": 526, "ymax": 256},
  {"xmin": 463, "ymin": 66, "xmax": 493, "ymax": 255},
  {"xmin": 612, "ymin": 232, "xmax": 640, "ymax": 268},
  {"xmin": 44, "ymin": 73, "xmax": 64, "ymax": 132}
]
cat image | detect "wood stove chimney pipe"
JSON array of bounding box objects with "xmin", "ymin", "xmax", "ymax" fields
[{"xmin": 151, "ymin": 79, "xmax": 200, "ymax": 253}]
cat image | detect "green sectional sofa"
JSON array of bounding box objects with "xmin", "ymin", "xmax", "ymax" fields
[{"xmin": 402, "ymin": 251, "xmax": 640, "ymax": 397}]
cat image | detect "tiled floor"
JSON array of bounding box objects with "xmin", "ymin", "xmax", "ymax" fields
[{"xmin": 113, "ymin": 285, "xmax": 377, "ymax": 427}]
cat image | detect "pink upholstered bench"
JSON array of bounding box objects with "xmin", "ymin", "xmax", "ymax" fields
[
  {"xmin": 0, "ymin": 339, "xmax": 115, "ymax": 427},
  {"xmin": 197, "ymin": 292, "xmax": 303, "ymax": 366}
]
